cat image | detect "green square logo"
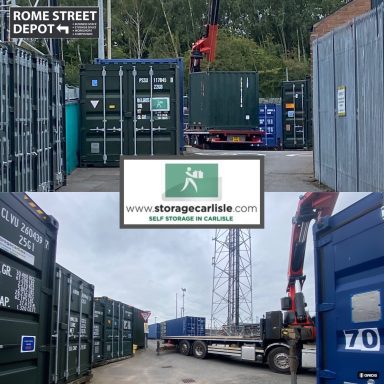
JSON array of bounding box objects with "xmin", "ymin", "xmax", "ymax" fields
[{"xmin": 165, "ymin": 164, "xmax": 219, "ymax": 198}]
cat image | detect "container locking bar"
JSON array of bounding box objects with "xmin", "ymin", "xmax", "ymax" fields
[
  {"xmin": 132, "ymin": 66, "xmax": 138, "ymax": 156},
  {"xmin": 102, "ymin": 66, "xmax": 107, "ymax": 164},
  {"xmin": 149, "ymin": 66, "xmax": 154, "ymax": 156}
]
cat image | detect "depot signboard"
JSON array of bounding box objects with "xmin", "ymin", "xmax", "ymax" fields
[{"xmin": 9, "ymin": 7, "xmax": 99, "ymax": 39}]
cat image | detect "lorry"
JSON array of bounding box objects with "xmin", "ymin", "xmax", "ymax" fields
[{"xmin": 158, "ymin": 193, "xmax": 339, "ymax": 373}]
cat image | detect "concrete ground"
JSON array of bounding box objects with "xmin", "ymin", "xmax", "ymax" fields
[
  {"xmin": 91, "ymin": 341, "xmax": 316, "ymax": 384},
  {"xmin": 60, "ymin": 148, "xmax": 327, "ymax": 192}
]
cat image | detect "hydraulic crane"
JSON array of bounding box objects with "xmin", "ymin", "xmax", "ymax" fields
[{"xmin": 190, "ymin": 0, "xmax": 220, "ymax": 73}]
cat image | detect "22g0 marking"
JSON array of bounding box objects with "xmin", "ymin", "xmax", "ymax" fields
[{"xmin": 344, "ymin": 328, "xmax": 381, "ymax": 352}]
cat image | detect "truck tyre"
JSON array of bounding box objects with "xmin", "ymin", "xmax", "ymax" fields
[
  {"xmin": 192, "ymin": 341, "xmax": 207, "ymax": 359},
  {"xmin": 179, "ymin": 340, "xmax": 191, "ymax": 356},
  {"xmin": 267, "ymin": 347, "xmax": 290, "ymax": 374}
]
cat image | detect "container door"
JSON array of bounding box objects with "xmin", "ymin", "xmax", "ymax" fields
[
  {"xmin": 315, "ymin": 196, "xmax": 384, "ymax": 384},
  {"xmin": 0, "ymin": 45, "xmax": 12, "ymax": 191},
  {"xmin": 282, "ymin": 81, "xmax": 307, "ymax": 149},
  {"xmin": 34, "ymin": 56, "xmax": 51, "ymax": 192},
  {"xmin": 13, "ymin": 49, "xmax": 34, "ymax": 191},
  {"xmin": 50, "ymin": 60, "xmax": 65, "ymax": 190},
  {"xmin": 128, "ymin": 64, "xmax": 179, "ymax": 155},
  {"xmin": 80, "ymin": 65, "xmax": 126, "ymax": 166}
]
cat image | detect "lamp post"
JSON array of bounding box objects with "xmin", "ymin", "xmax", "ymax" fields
[{"xmin": 181, "ymin": 288, "xmax": 186, "ymax": 317}]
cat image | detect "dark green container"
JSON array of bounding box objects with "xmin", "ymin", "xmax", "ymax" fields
[
  {"xmin": 93, "ymin": 297, "xmax": 133, "ymax": 364},
  {"xmin": 79, "ymin": 59, "xmax": 183, "ymax": 167},
  {"xmin": 0, "ymin": 193, "xmax": 59, "ymax": 384},
  {"xmin": 50, "ymin": 264, "xmax": 94, "ymax": 384},
  {"xmin": 133, "ymin": 307, "xmax": 145, "ymax": 348},
  {"xmin": 281, "ymin": 79, "xmax": 312, "ymax": 149},
  {"xmin": 189, "ymin": 71, "xmax": 259, "ymax": 130}
]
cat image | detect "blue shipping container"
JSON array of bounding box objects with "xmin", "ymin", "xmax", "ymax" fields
[
  {"xmin": 164, "ymin": 317, "xmax": 206, "ymax": 337},
  {"xmin": 313, "ymin": 193, "xmax": 384, "ymax": 384},
  {"xmin": 65, "ymin": 101, "xmax": 80, "ymax": 175},
  {"xmin": 148, "ymin": 323, "xmax": 161, "ymax": 339},
  {"xmin": 259, "ymin": 104, "xmax": 283, "ymax": 149}
]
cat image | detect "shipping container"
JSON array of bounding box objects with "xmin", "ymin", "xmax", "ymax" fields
[
  {"xmin": 79, "ymin": 58, "xmax": 183, "ymax": 166},
  {"xmin": 188, "ymin": 71, "xmax": 261, "ymax": 146},
  {"xmin": 0, "ymin": 43, "xmax": 66, "ymax": 192},
  {"xmin": 259, "ymin": 104, "xmax": 283, "ymax": 149},
  {"xmin": 93, "ymin": 297, "xmax": 133, "ymax": 365},
  {"xmin": 148, "ymin": 323, "xmax": 160, "ymax": 340},
  {"xmin": 65, "ymin": 101, "xmax": 80, "ymax": 175},
  {"xmin": 51, "ymin": 264, "xmax": 94, "ymax": 384},
  {"xmin": 372, "ymin": 0, "xmax": 384, "ymax": 8},
  {"xmin": 161, "ymin": 317, "xmax": 206, "ymax": 337},
  {"xmin": 133, "ymin": 307, "xmax": 145, "ymax": 348},
  {"xmin": 313, "ymin": 193, "xmax": 384, "ymax": 383},
  {"xmin": 0, "ymin": 193, "xmax": 59, "ymax": 384},
  {"xmin": 282, "ymin": 79, "xmax": 312, "ymax": 149}
]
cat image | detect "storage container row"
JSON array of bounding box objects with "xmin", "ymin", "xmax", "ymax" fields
[
  {"xmin": 79, "ymin": 58, "xmax": 184, "ymax": 166},
  {"xmin": 0, "ymin": 193, "xmax": 145, "ymax": 384},
  {"xmin": 0, "ymin": 43, "xmax": 66, "ymax": 192}
]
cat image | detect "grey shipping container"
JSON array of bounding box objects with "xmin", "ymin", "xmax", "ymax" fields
[
  {"xmin": 50, "ymin": 264, "xmax": 94, "ymax": 384},
  {"xmin": 313, "ymin": 193, "xmax": 384, "ymax": 383},
  {"xmin": 79, "ymin": 58, "xmax": 183, "ymax": 166},
  {"xmin": 0, "ymin": 43, "xmax": 66, "ymax": 192},
  {"xmin": 133, "ymin": 307, "xmax": 145, "ymax": 348},
  {"xmin": 189, "ymin": 71, "xmax": 259, "ymax": 131},
  {"xmin": 93, "ymin": 297, "xmax": 133, "ymax": 365},
  {"xmin": 282, "ymin": 79, "xmax": 312, "ymax": 149},
  {"xmin": 0, "ymin": 193, "xmax": 59, "ymax": 384}
]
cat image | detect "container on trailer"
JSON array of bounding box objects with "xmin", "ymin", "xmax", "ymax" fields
[
  {"xmin": 133, "ymin": 307, "xmax": 145, "ymax": 348},
  {"xmin": 189, "ymin": 71, "xmax": 259, "ymax": 132},
  {"xmin": 259, "ymin": 103, "xmax": 283, "ymax": 149},
  {"xmin": 79, "ymin": 58, "xmax": 183, "ymax": 166},
  {"xmin": 65, "ymin": 101, "xmax": 80, "ymax": 175},
  {"xmin": 313, "ymin": 193, "xmax": 384, "ymax": 384},
  {"xmin": 0, "ymin": 193, "xmax": 59, "ymax": 384},
  {"xmin": 282, "ymin": 79, "xmax": 312, "ymax": 149},
  {"xmin": 163, "ymin": 316, "xmax": 206, "ymax": 337},
  {"xmin": 148, "ymin": 323, "xmax": 160, "ymax": 340},
  {"xmin": 51, "ymin": 264, "xmax": 94, "ymax": 384},
  {"xmin": 93, "ymin": 297, "xmax": 133, "ymax": 364}
]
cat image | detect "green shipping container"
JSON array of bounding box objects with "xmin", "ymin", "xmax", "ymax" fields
[
  {"xmin": 50, "ymin": 264, "xmax": 94, "ymax": 384},
  {"xmin": 65, "ymin": 102, "xmax": 80, "ymax": 175},
  {"xmin": 80, "ymin": 59, "xmax": 183, "ymax": 167},
  {"xmin": 133, "ymin": 307, "xmax": 145, "ymax": 348},
  {"xmin": 0, "ymin": 194, "xmax": 59, "ymax": 384},
  {"xmin": 189, "ymin": 71, "xmax": 259, "ymax": 131}
]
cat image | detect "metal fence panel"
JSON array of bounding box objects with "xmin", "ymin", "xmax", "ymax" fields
[
  {"xmin": 334, "ymin": 23, "xmax": 358, "ymax": 191},
  {"xmin": 317, "ymin": 34, "xmax": 337, "ymax": 190},
  {"xmin": 356, "ymin": 7, "xmax": 384, "ymax": 191}
]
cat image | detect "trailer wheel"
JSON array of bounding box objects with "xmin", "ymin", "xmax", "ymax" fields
[
  {"xmin": 192, "ymin": 341, "xmax": 207, "ymax": 359},
  {"xmin": 267, "ymin": 347, "xmax": 290, "ymax": 374},
  {"xmin": 179, "ymin": 340, "xmax": 191, "ymax": 356}
]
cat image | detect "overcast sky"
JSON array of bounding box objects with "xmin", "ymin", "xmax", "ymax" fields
[{"xmin": 30, "ymin": 192, "xmax": 368, "ymax": 326}]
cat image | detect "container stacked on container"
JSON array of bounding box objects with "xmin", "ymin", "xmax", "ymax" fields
[
  {"xmin": 0, "ymin": 43, "xmax": 66, "ymax": 192},
  {"xmin": 51, "ymin": 265, "xmax": 94, "ymax": 384},
  {"xmin": 0, "ymin": 194, "xmax": 59, "ymax": 384},
  {"xmin": 79, "ymin": 58, "xmax": 184, "ymax": 166},
  {"xmin": 93, "ymin": 297, "xmax": 133, "ymax": 365}
]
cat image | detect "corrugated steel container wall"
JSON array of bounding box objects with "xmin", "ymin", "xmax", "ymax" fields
[
  {"xmin": 133, "ymin": 307, "xmax": 145, "ymax": 348},
  {"xmin": 189, "ymin": 71, "xmax": 259, "ymax": 131},
  {"xmin": 0, "ymin": 45, "xmax": 12, "ymax": 192},
  {"xmin": 148, "ymin": 323, "xmax": 160, "ymax": 339},
  {"xmin": 162, "ymin": 317, "xmax": 206, "ymax": 337},
  {"xmin": 281, "ymin": 79, "xmax": 312, "ymax": 149},
  {"xmin": 259, "ymin": 103, "xmax": 283, "ymax": 149},
  {"xmin": 312, "ymin": 41, "xmax": 321, "ymax": 181},
  {"xmin": 51, "ymin": 264, "xmax": 94, "ymax": 384},
  {"xmin": 0, "ymin": 193, "xmax": 59, "ymax": 384},
  {"xmin": 93, "ymin": 297, "xmax": 133, "ymax": 363},
  {"xmin": 372, "ymin": 0, "xmax": 384, "ymax": 8},
  {"xmin": 65, "ymin": 102, "xmax": 80, "ymax": 175},
  {"xmin": 0, "ymin": 43, "xmax": 66, "ymax": 192},
  {"xmin": 313, "ymin": 193, "xmax": 384, "ymax": 384},
  {"xmin": 80, "ymin": 59, "xmax": 183, "ymax": 166},
  {"xmin": 313, "ymin": 5, "xmax": 384, "ymax": 191}
]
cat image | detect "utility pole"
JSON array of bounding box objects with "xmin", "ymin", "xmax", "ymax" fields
[
  {"xmin": 181, "ymin": 288, "xmax": 186, "ymax": 317},
  {"xmin": 98, "ymin": 0, "xmax": 105, "ymax": 59},
  {"xmin": 176, "ymin": 293, "xmax": 178, "ymax": 318},
  {"xmin": 106, "ymin": 0, "xmax": 111, "ymax": 59}
]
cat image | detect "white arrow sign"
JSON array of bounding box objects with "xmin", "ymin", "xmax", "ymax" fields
[
  {"xmin": 90, "ymin": 100, "xmax": 99, "ymax": 109},
  {"xmin": 57, "ymin": 24, "xmax": 69, "ymax": 34}
]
